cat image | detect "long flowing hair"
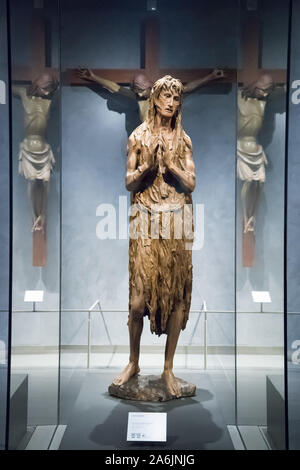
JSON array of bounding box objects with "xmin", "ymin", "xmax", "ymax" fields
[{"xmin": 146, "ymin": 75, "xmax": 185, "ymax": 152}]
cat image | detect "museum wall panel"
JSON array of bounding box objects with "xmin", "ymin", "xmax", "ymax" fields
[
  {"xmin": 159, "ymin": 0, "xmax": 238, "ymax": 68},
  {"xmin": 287, "ymin": 0, "xmax": 300, "ymax": 450},
  {"xmin": 0, "ymin": 0, "xmax": 10, "ymax": 450}
]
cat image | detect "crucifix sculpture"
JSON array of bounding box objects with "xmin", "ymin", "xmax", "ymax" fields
[{"xmin": 12, "ymin": 10, "xmax": 59, "ymax": 268}]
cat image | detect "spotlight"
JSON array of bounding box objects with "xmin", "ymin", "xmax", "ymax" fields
[{"xmin": 147, "ymin": 0, "xmax": 157, "ymax": 12}]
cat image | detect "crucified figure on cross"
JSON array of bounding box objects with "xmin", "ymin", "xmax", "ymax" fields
[
  {"xmin": 13, "ymin": 72, "xmax": 59, "ymax": 266},
  {"xmin": 77, "ymin": 67, "xmax": 225, "ymax": 122},
  {"xmin": 237, "ymin": 74, "xmax": 275, "ymax": 236}
]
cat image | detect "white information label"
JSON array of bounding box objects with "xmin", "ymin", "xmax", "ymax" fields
[
  {"xmin": 0, "ymin": 80, "xmax": 6, "ymax": 104},
  {"xmin": 251, "ymin": 291, "xmax": 271, "ymax": 303},
  {"xmin": 127, "ymin": 412, "xmax": 167, "ymax": 442},
  {"xmin": 24, "ymin": 290, "xmax": 44, "ymax": 302}
]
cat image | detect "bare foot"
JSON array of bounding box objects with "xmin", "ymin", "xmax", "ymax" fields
[
  {"xmin": 161, "ymin": 370, "xmax": 181, "ymax": 398},
  {"xmin": 32, "ymin": 216, "xmax": 44, "ymax": 232},
  {"xmin": 113, "ymin": 362, "xmax": 140, "ymax": 386},
  {"xmin": 244, "ymin": 216, "xmax": 255, "ymax": 234}
]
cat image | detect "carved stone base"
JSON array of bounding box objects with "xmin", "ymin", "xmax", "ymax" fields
[{"xmin": 108, "ymin": 374, "xmax": 196, "ymax": 402}]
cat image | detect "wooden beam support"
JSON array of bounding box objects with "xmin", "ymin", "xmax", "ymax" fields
[
  {"xmin": 144, "ymin": 16, "xmax": 160, "ymax": 82},
  {"xmin": 32, "ymin": 13, "xmax": 46, "ymax": 73},
  {"xmin": 243, "ymin": 10, "xmax": 261, "ymax": 85}
]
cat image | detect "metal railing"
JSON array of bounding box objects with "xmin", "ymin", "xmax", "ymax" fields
[{"xmin": 10, "ymin": 301, "xmax": 286, "ymax": 369}]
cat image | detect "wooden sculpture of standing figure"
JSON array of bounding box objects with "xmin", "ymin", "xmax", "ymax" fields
[
  {"xmin": 237, "ymin": 74, "xmax": 274, "ymax": 266},
  {"xmin": 112, "ymin": 75, "xmax": 196, "ymax": 399},
  {"xmin": 13, "ymin": 72, "xmax": 58, "ymax": 266}
]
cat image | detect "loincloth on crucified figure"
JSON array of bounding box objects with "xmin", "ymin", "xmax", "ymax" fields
[
  {"xmin": 19, "ymin": 139, "xmax": 55, "ymax": 233},
  {"xmin": 18, "ymin": 139, "xmax": 55, "ymax": 182},
  {"xmin": 237, "ymin": 142, "xmax": 268, "ymax": 183}
]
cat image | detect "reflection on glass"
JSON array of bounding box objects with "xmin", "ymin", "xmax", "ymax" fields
[
  {"xmin": 0, "ymin": 0, "xmax": 10, "ymax": 450},
  {"xmin": 236, "ymin": 0, "xmax": 288, "ymax": 450},
  {"xmin": 8, "ymin": 0, "xmax": 60, "ymax": 450},
  {"xmin": 12, "ymin": 73, "xmax": 58, "ymax": 266}
]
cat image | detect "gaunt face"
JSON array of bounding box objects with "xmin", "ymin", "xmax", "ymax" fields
[
  {"xmin": 33, "ymin": 76, "xmax": 58, "ymax": 99},
  {"xmin": 132, "ymin": 73, "xmax": 152, "ymax": 99},
  {"xmin": 133, "ymin": 86, "xmax": 151, "ymax": 99},
  {"xmin": 154, "ymin": 89, "xmax": 180, "ymax": 118},
  {"xmin": 253, "ymin": 76, "xmax": 274, "ymax": 100},
  {"xmin": 253, "ymin": 86, "xmax": 272, "ymax": 100},
  {"xmin": 36, "ymin": 87, "xmax": 50, "ymax": 98}
]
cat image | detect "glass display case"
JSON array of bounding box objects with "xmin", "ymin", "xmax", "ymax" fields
[
  {"xmin": 0, "ymin": 0, "xmax": 10, "ymax": 451},
  {"xmin": 0, "ymin": 0, "xmax": 299, "ymax": 451}
]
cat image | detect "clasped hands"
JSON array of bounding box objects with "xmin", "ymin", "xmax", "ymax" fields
[{"xmin": 142, "ymin": 134, "xmax": 173, "ymax": 173}]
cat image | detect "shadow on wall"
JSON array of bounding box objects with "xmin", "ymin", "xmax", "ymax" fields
[{"xmin": 87, "ymin": 85, "xmax": 141, "ymax": 136}]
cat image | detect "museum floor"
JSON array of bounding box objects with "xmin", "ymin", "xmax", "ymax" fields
[{"xmin": 10, "ymin": 347, "xmax": 284, "ymax": 450}]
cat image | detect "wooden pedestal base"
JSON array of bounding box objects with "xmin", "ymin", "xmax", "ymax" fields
[
  {"xmin": 242, "ymin": 230, "xmax": 255, "ymax": 267},
  {"xmin": 33, "ymin": 224, "xmax": 47, "ymax": 267}
]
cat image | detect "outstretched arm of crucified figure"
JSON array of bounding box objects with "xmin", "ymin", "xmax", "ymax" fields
[
  {"xmin": 77, "ymin": 67, "xmax": 136, "ymax": 99},
  {"xmin": 183, "ymin": 68, "xmax": 225, "ymax": 94}
]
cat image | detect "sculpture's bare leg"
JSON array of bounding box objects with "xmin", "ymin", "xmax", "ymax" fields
[
  {"xmin": 113, "ymin": 277, "xmax": 144, "ymax": 386},
  {"xmin": 29, "ymin": 180, "xmax": 48, "ymax": 231},
  {"xmin": 252, "ymin": 182, "xmax": 263, "ymax": 219},
  {"xmin": 241, "ymin": 181, "xmax": 263, "ymax": 233},
  {"xmin": 162, "ymin": 302, "xmax": 184, "ymax": 398}
]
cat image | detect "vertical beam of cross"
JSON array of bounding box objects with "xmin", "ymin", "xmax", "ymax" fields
[
  {"xmin": 31, "ymin": 12, "xmax": 46, "ymax": 75},
  {"xmin": 242, "ymin": 8, "xmax": 260, "ymax": 85},
  {"xmin": 144, "ymin": 16, "xmax": 160, "ymax": 83}
]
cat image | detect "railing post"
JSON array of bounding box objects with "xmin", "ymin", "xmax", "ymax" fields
[
  {"xmin": 203, "ymin": 301, "xmax": 207, "ymax": 370},
  {"xmin": 87, "ymin": 310, "xmax": 91, "ymax": 369}
]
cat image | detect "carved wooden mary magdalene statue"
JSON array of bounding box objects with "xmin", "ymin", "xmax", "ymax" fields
[
  {"xmin": 13, "ymin": 72, "xmax": 58, "ymax": 266},
  {"xmin": 237, "ymin": 74, "xmax": 274, "ymax": 266},
  {"xmin": 109, "ymin": 75, "xmax": 196, "ymax": 400}
]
